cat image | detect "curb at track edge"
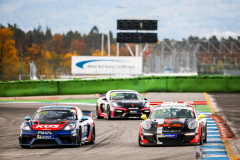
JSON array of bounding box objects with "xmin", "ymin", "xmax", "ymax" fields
[{"xmin": 204, "ymin": 92, "xmax": 240, "ymax": 160}]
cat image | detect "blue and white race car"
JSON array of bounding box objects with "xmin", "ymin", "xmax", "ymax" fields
[{"xmin": 19, "ymin": 106, "xmax": 95, "ymax": 148}]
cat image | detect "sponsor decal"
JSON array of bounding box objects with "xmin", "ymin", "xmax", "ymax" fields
[
  {"xmin": 37, "ymin": 135, "xmax": 54, "ymax": 139},
  {"xmin": 36, "ymin": 125, "xmax": 59, "ymax": 129},
  {"xmin": 157, "ymin": 124, "xmax": 182, "ymax": 127},
  {"xmin": 130, "ymin": 110, "xmax": 137, "ymax": 113},
  {"xmin": 36, "ymin": 111, "xmax": 48, "ymax": 116},
  {"xmin": 76, "ymin": 60, "xmax": 123, "ymax": 69},
  {"xmin": 38, "ymin": 131, "xmax": 52, "ymax": 134},
  {"xmin": 111, "ymin": 93, "xmax": 117, "ymax": 97},
  {"xmin": 159, "ymin": 134, "xmax": 177, "ymax": 138},
  {"xmin": 70, "ymin": 110, "xmax": 76, "ymax": 113},
  {"xmin": 165, "ymin": 118, "xmax": 179, "ymax": 124}
]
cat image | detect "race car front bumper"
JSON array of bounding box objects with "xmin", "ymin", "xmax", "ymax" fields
[
  {"xmin": 140, "ymin": 131, "xmax": 199, "ymax": 145},
  {"xmin": 111, "ymin": 107, "xmax": 150, "ymax": 118},
  {"xmin": 19, "ymin": 130, "xmax": 78, "ymax": 146}
]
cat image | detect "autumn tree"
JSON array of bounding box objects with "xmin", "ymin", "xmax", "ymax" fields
[
  {"xmin": 92, "ymin": 49, "xmax": 108, "ymax": 56},
  {"xmin": 48, "ymin": 51, "xmax": 62, "ymax": 78},
  {"xmin": 0, "ymin": 28, "xmax": 19, "ymax": 81},
  {"xmin": 50, "ymin": 34, "xmax": 65, "ymax": 55},
  {"xmin": 24, "ymin": 44, "xmax": 51, "ymax": 76},
  {"xmin": 69, "ymin": 39, "xmax": 87, "ymax": 55},
  {"xmin": 61, "ymin": 51, "xmax": 78, "ymax": 74}
]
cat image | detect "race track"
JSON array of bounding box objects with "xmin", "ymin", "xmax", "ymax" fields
[{"xmin": 0, "ymin": 93, "xmax": 208, "ymax": 160}]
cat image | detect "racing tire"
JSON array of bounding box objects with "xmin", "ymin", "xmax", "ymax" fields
[
  {"xmin": 96, "ymin": 104, "xmax": 103, "ymax": 119},
  {"xmin": 89, "ymin": 125, "xmax": 95, "ymax": 144},
  {"xmin": 107, "ymin": 105, "xmax": 112, "ymax": 120},
  {"xmin": 138, "ymin": 135, "xmax": 143, "ymax": 146},
  {"xmin": 203, "ymin": 123, "xmax": 207, "ymax": 142},
  {"xmin": 203, "ymin": 124, "xmax": 207, "ymax": 142},
  {"xmin": 21, "ymin": 145, "xmax": 30, "ymax": 148},
  {"xmin": 199, "ymin": 129, "xmax": 203, "ymax": 145},
  {"xmin": 77, "ymin": 128, "xmax": 82, "ymax": 147}
]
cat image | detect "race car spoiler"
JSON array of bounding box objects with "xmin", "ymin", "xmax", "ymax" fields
[
  {"xmin": 82, "ymin": 110, "xmax": 92, "ymax": 117},
  {"xmin": 149, "ymin": 101, "xmax": 207, "ymax": 105}
]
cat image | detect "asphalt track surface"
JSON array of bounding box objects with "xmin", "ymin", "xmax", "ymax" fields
[{"xmin": 0, "ymin": 93, "xmax": 207, "ymax": 160}]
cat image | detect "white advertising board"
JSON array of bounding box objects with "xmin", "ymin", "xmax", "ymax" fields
[{"xmin": 72, "ymin": 56, "xmax": 142, "ymax": 74}]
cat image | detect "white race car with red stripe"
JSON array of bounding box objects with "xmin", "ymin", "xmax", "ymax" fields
[
  {"xmin": 19, "ymin": 106, "xmax": 95, "ymax": 148},
  {"xmin": 139, "ymin": 101, "xmax": 207, "ymax": 146},
  {"xmin": 96, "ymin": 90, "xmax": 150, "ymax": 120}
]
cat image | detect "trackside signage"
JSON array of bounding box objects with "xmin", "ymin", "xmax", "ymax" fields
[{"xmin": 72, "ymin": 56, "xmax": 142, "ymax": 74}]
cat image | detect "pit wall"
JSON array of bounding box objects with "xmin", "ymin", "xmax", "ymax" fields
[{"xmin": 0, "ymin": 76, "xmax": 240, "ymax": 97}]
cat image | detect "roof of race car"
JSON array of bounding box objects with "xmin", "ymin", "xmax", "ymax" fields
[
  {"xmin": 40, "ymin": 106, "xmax": 76, "ymax": 110},
  {"xmin": 109, "ymin": 90, "xmax": 138, "ymax": 93},
  {"xmin": 153, "ymin": 104, "xmax": 192, "ymax": 110}
]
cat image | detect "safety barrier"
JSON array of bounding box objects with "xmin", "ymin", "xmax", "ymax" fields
[
  {"xmin": 0, "ymin": 76, "xmax": 240, "ymax": 97},
  {"xmin": 0, "ymin": 80, "xmax": 58, "ymax": 97}
]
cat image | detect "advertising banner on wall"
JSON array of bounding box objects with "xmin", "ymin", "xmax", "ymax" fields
[{"xmin": 72, "ymin": 56, "xmax": 142, "ymax": 74}]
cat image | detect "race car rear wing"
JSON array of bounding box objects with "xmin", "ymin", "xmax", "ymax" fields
[
  {"xmin": 82, "ymin": 111, "xmax": 92, "ymax": 117},
  {"xmin": 149, "ymin": 101, "xmax": 207, "ymax": 105},
  {"xmin": 149, "ymin": 101, "xmax": 207, "ymax": 110}
]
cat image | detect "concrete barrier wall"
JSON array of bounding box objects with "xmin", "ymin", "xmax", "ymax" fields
[{"xmin": 0, "ymin": 76, "xmax": 239, "ymax": 97}]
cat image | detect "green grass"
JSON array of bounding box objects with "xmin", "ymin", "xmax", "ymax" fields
[
  {"xmin": 194, "ymin": 105, "xmax": 211, "ymax": 113},
  {"xmin": 0, "ymin": 99, "xmax": 98, "ymax": 104}
]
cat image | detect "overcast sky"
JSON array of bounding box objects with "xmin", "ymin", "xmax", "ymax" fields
[{"xmin": 0, "ymin": 0, "xmax": 240, "ymax": 40}]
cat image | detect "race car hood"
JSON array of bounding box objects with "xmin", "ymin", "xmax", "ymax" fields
[
  {"xmin": 114, "ymin": 100, "xmax": 145, "ymax": 108},
  {"xmin": 30, "ymin": 120, "xmax": 70, "ymax": 131}
]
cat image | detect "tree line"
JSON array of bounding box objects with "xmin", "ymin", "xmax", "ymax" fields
[
  {"xmin": 0, "ymin": 23, "xmax": 239, "ymax": 81},
  {"xmin": 0, "ymin": 23, "xmax": 133, "ymax": 81}
]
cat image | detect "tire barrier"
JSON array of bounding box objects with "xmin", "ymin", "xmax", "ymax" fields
[{"xmin": 0, "ymin": 76, "xmax": 240, "ymax": 97}]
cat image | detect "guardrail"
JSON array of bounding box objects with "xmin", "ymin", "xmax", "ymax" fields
[{"xmin": 0, "ymin": 76, "xmax": 240, "ymax": 97}]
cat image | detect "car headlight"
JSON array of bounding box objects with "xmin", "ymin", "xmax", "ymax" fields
[
  {"xmin": 142, "ymin": 121, "xmax": 152, "ymax": 130},
  {"xmin": 144, "ymin": 102, "xmax": 150, "ymax": 107},
  {"xmin": 112, "ymin": 102, "xmax": 119, "ymax": 107},
  {"xmin": 21, "ymin": 123, "xmax": 31, "ymax": 131},
  {"xmin": 63, "ymin": 123, "xmax": 76, "ymax": 130},
  {"xmin": 188, "ymin": 120, "xmax": 197, "ymax": 130}
]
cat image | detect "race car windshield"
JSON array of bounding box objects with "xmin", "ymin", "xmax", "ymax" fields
[
  {"xmin": 150, "ymin": 108, "xmax": 195, "ymax": 119},
  {"xmin": 110, "ymin": 92, "xmax": 142, "ymax": 100},
  {"xmin": 32, "ymin": 110, "xmax": 77, "ymax": 120}
]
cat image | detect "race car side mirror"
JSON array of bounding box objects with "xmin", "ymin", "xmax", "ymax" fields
[
  {"xmin": 25, "ymin": 116, "xmax": 30, "ymax": 121},
  {"xmin": 144, "ymin": 98, "xmax": 148, "ymax": 100},
  {"xmin": 198, "ymin": 114, "xmax": 205, "ymax": 121},
  {"xmin": 102, "ymin": 97, "xmax": 107, "ymax": 101},
  {"xmin": 141, "ymin": 114, "xmax": 147, "ymax": 120},
  {"xmin": 81, "ymin": 116, "xmax": 89, "ymax": 121}
]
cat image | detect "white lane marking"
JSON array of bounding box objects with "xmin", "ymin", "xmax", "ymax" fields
[
  {"xmin": 207, "ymin": 138, "xmax": 222, "ymax": 141},
  {"xmin": 203, "ymin": 143, "xmax": 224, "ymax": 146},
  {"xmin": 203, "ymin": 149, "xmax": 226, "ymax": 151},
  {"xmin": 203, "ymin": 155, "xmax": 228, "ymax": 157}
]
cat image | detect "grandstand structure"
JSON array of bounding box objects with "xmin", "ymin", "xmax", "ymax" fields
[{"xmin": 143, "ymin": 40, "xmax": 240, "ymax": 75}]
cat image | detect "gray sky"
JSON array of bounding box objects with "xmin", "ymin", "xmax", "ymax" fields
[{"xmin": 0, "ymin": 0, "xmax": 240, "ymax": 40}]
